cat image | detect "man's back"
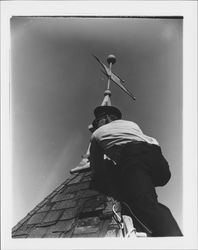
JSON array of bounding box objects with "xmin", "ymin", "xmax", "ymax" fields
[{"xmin": 92, "ymin": 119, "xmax": 159, "ymax": 149}]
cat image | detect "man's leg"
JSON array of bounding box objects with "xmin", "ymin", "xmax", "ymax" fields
[{"xmin": 120, "ymin": 164, "xmax": 182, "ymax": 236}]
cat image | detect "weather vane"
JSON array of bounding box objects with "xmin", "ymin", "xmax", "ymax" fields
[{"xmin": 93, "ymin": 54, "xmax": 136, "ymax": 101}]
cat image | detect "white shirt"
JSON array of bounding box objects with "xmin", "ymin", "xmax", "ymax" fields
[{"xmin": 90, "ymin": 119, "xmax": 159, "ymax": 164}]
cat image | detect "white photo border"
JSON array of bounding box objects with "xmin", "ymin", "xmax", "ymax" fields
[{"xmin": 1, "ymin": 1, "xmax": 197, "ymax": 249}]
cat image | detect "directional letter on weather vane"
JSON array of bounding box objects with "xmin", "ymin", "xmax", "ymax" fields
[{"xmin": 93, "ymin": 54, "xmax": 136, "ymax": 101}]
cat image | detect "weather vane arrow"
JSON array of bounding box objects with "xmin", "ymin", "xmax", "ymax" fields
[{"xmin": 92, "ymin": 54, "xmax": 136, "ymax": 101}]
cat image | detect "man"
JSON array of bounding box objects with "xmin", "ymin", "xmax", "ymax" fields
[{"xmin": 90, "ymin": 105, "xmax": 182, "ymax": 237}]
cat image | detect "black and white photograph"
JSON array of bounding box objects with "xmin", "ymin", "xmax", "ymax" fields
[{"xmin": 1, "ymin": 1, "xmax": 197, "ymax": 250}]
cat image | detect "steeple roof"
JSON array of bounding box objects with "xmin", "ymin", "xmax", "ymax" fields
[{"xmin": 12, "ymin": 170, "xmax": 122, "ymax": 238}]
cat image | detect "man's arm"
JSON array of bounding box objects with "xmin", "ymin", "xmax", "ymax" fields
[{"xmin": 89, "ymin": 138, "xmax": 105, "ymax": 176}]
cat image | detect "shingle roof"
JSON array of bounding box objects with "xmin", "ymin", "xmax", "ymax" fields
[{"xmin": 12, "ymin": 169, "xmax": 122, "ymax": 238}]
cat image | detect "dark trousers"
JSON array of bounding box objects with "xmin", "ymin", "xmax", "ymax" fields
[{"xmin": 118, "ymin": 142, "xmax": 183, "ymax": 237}]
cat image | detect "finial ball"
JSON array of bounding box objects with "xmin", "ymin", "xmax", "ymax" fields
[{"xmin": 107, "ymin": 54, "xmax": 116, "ymax": 65}]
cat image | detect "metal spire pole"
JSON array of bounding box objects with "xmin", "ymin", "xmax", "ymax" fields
[
  {"xmin": 71, "ymin": 55, "xmax": 116, "ymax": 173},
  {"xmin": 101, "ymin": 54, "xmax": 117, "ymax": 106},
  {"xmin": 106, "ymin": 54, "xmax": 116, "ymax": 91},
  {"xmin": 92, "ymin": 53, "xmax": 136, "ymax": 101}
]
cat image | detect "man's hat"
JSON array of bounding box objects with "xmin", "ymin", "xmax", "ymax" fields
[
  {"xmin": 89, "ymin": 106, "xmax": 122, "ymax": 132},
  {"xmin": 91, "ymin": 106, "xmax": 122, "ymax": 130},
  {"xmin": 94, "ymin": 106, "xmax": 122, "ymax": 119}
]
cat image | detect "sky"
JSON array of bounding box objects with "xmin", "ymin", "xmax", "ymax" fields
[{"xmin": 11, "ymin": 16, "xmax": 183, "ymax": 229}]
